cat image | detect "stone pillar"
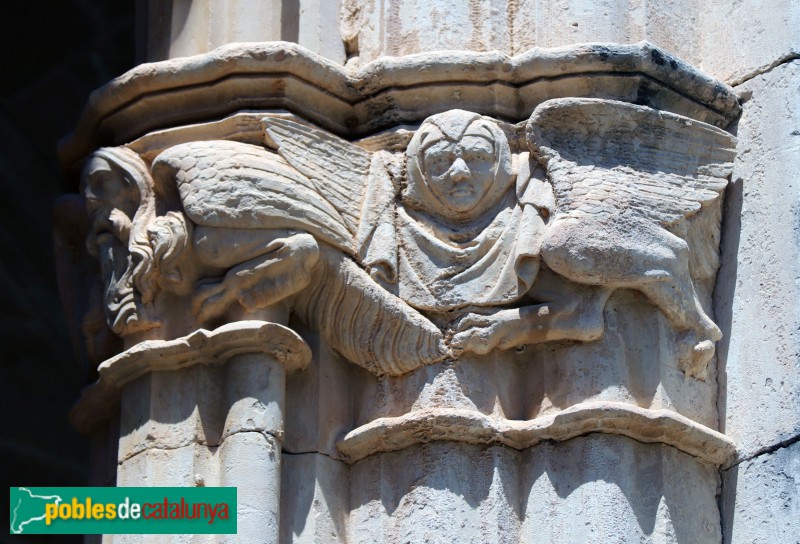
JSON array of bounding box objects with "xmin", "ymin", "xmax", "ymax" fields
[
  {"xmin": 700, "ymin": 2, "xmax": 800, "ymax": 542},
  {"xmin": 138, "ymin": 0, "xmax": 345, "ymax": 63},
  {"xmin": 57, "ymin": 1, "xmax": 800, "ymax": 543},
  {"xmin": 75, "ymin": 322, "xmax": 309, "ymax": 543}
]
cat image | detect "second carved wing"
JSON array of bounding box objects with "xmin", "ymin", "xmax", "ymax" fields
[{"xmin": 526, "ymin": 98, "xmax": 736, "ymax": 225}]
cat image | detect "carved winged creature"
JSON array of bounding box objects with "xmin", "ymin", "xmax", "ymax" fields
[
  {"xmin": 451, "ymin": 99, "xmax": 735, "ymax": 377},
  {"xmin": 524, "ymin": 98, "xmax": 736, "ymax": 370},
  {"xmin": 97, "ymin": 99, "xmax": 733, "ymax": 376},
  {"xmin": 145, "ymin": 128, "xmax": 446, "ymax": 376}
]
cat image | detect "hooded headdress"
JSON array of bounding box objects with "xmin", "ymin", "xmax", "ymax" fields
[
  {"xmin": 403, "ymin": 110, "xmax": 514, "ymax": 219},
  {"xmin": 359, "ymin": 110, "xmax": 546, "ymax": 312}
]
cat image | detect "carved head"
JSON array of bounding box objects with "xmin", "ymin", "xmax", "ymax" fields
[
  {"xmin": 405, "ymin": 110, "xmax": 513, "ymax": 221},
  {"xmin": 82, "ymin": 147, "xmax": 159, "ymax": 337}
]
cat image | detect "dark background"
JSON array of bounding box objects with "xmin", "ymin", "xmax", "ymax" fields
[{"xmin": 2, "ymin": 2, "xmax": 136, "ymax": 541}]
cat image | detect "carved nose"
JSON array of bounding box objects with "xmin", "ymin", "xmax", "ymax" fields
[{"xmin": 448, "ymin": 157, "xmax": 471, "ymax": 182}]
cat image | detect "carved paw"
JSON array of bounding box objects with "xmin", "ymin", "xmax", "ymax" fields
[
  {"xmin": 449, "ymin": 309, "xmax": 519, "ymax": 356},
  {"xmin": 677, "ymin": 330, "xmax": 717, "ymax": 380},
  {"xmin": 193, "ymin": 278, "xmax": 236, "ymax": 323}
]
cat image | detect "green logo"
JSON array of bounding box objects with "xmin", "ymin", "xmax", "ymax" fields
[{"xmin": 9, "ymin": 487, "xmax": 237, "ymax": 535}]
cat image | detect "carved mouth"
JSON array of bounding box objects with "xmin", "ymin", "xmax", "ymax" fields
[
  {"xmin": 449, "ymin": 188, "xmax": 474, "ymax": 197},
  {"xmin": 108, "ymin": 291, "xmax": 138, "ymax": 334}
]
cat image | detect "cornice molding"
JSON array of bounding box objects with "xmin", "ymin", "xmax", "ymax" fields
[{"xmin": 60, "ymin": 41, "xmax": 740, "ymax": 173}]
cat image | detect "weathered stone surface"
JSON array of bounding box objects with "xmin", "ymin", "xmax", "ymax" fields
[
  {"xmin": 349, "ymin": 442, "xmax": 521, "ymax": 544},
  {"xmin": 140, "ymin": 0, "xmax": 346, "ymax": 64},
  {"xmin": 715, "ymin": 59, "xmax": 800, "ymax": 459},
  {"xmin": 521, "ymin": 434, "xmax": 722, "ymax": 544},
  {"xmin": 700, "ymin": 0, "xmax": 800, "ymax": 85},
  {"xmin": 134, "ymin": 0, "xmax": 800, "ymax": 86},
  {"xmin": 281, "ymin": 453, "xmax": 350, "ymax": 543},
  {"xmin": 721, "ymin": 439, "xmax": 800, "ymax": 544},
  {"xmin": 59, "ymin": 42, "xmax": 739, "ymax": 172},
  {"xmin": 284, "ymin": 327, "xmax": 356, "ymax": 458},
  {"xmin": 340, "ymin": 0, "xmax": 800, "ymax": 85},
  {"xmin": 342, "ymin": 0, "xmax": 705, "ymax": 71},
  {"xmin": 117, "ymin": 442, "xmax": 219, "ymax": 487},
  {"xmin": 59, "ymin": 31, "xmax": 748, "ymax": 543},
  {"xmin": 346, "ymin": 436, "xmax": 720, "ymax": 543},
  {"xmin": 219, "ymin": 432, "xmax": 283, "ymax": 544},
  {"xmin": 140, "ymin": 0, "xmax": 284, "ymax": 61}
]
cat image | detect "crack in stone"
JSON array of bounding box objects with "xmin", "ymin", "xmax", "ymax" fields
[
  {"xmin": 730, "ymin": 53, "xmax": 800, "ymax": 87},
  {"xmin": 327, "ymin": 431, "xmax": 726, "ymax": 467},
  {"xmin": 118, "ymin": 428, "xmax": 283, "ymax": 464},
  {"xmin": 723, "ymin": 432, "xmax": 800, "ymax": 471},
  {"xmin": 281, "ymin": 449, "xmax": 343, "ymax": 463}
]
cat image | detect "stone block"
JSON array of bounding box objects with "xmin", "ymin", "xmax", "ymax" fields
[
  {"xmin": 343, "ymin": 0, "xmax": 704, "ymax": 68},
  {"xmin": 347, "ymin": 436, "xmax": 721, "ymax": 543},
  {"xmin": 715, "ymin": 59, "xmax": 800, "ymax": 457},
  {"xmin": 219, "ymin": 432, "xmax": 282, "ymax": 544},
  {"xmin": 284, "ymin": 327, "xmax": 355, "ymax": 458},
  {"xmin": 280, "ymin": 453, "xmax": 350, "ymax": 544},
  {"xmin": 298, "ymin": 0, "xmax": 346, "ymax": 65},
  {"xmin": 117, "ymin": 442, "xmax": 217, "ymax": 487},
  {"xmin": 142, "ymin": 0, "xmax": 285, "ymax": 61},
  {"xmin": 700, "ymin": 0, "xmax": 800, "ymax": 84},
  {"xmin": 721, "ymin": 440, "xmax": 800, "ymax": 543},
  {"xmin": 520, "ymin": 434, "xmax": 721, "ymax": 543},
  {"xmin": 348, "ymin": 442, "xmax": 521, "ymax": 544},
  {"xmin": 118, "ymin": 365, "xmax": 225, "ymax": 462}
]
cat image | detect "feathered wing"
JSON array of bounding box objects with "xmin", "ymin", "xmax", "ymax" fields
[
  {"xmin": 263, "ymin": 117, "xmax": 373, "ymax": 237},
  {"xmin": 261, "ymin": 118, "xmax": 447, "ymax": 371},
  {"xmin": 152, "ymin": 139, "xmax": 355, "ymax": 253},
  {"xmin": 152, "ymin": 133, "xmax": 446, "ymax": 375},
  {"xmin": 526, "ymin": 98, "xmax": 736, "ymax": 225}
]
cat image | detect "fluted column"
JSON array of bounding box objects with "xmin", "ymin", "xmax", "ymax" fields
[
  {"xmin": 73, "ymin": 322, "xmax": 309, "ymax": 543},
  {"xmin": 137, "ymin": 0, "xmax": 345, "ymax": 63}
]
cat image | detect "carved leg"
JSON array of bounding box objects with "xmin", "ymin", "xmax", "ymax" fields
[
  {"xmin": 193, "ymin": 232, "xmax": 320, "ymax": 323},
  {"xmin": 292, "ymin": 246, "xmax": 448, "ymax": 375},
  {"xmin": 450, "ymin": 270, "xmax": 612, "ymax": 356},
  {"xmin": 637, "ymin": 274, "xmax": 722, "ymax": 373},
  {"xmin": 542, "ymin": 216, "xmax": 721, "ymax": 370}
]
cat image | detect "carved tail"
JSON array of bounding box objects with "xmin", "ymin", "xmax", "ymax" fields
[{"xmin": 293, "ymin": 246, "xmax": 448, "ymax": 376}]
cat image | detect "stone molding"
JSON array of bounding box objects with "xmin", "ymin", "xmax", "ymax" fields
[
  {"xmin": 70, "ymin": 320, "xmax": 310, "ymax": 433},
  {"xmin": 338, "ymin": 401, "xmax": 737, "ymax": 466},
  {"xmin": 59, "ymin": 41, "xmax": 740, "ymax": 173}
]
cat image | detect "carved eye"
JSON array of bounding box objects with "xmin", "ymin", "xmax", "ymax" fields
[
  {"xmin": 424, "ymin": 151, "xmax": 456, "ymax": 177},
  {"xmin": 463, "ymin": 149, "xmax": 493, "ymax": 165}
]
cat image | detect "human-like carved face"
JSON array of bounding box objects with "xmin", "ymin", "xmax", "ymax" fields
[
  {"xmin": 82, "ymin": 150, "xmax": 159, "ymax": 337},
  {"xmin": 84, "ymin": 157, "xmax": 139, "ymax": 336},
  {"xmin": 405, "ymin": 111, "xmax": 513, "ymax": 223},
  {"xmin": 421, "ymin": 135, "xmax": 496, "ymax": 215}
]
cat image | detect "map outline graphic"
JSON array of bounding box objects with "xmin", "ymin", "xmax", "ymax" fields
[{"xmin": 10, "ymin": 487, "xmax": 62, "ymax": 534}]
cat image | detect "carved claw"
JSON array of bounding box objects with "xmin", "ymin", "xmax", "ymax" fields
[{"xmin": 193, "ymin": 278, "xmax": 234, "ymax": 323}]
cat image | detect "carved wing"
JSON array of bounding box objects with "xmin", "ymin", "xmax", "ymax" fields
[
  {"xmin": 152, "ymin": 140, "xmax": 356, "ymax": 253},
  {"xmin": 263, "ymin": 117, "xmax": 373, "ymax": 236},
  {"xmin": 526, "ymin": 98, "xmax": 736, "ymax": 225}
]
